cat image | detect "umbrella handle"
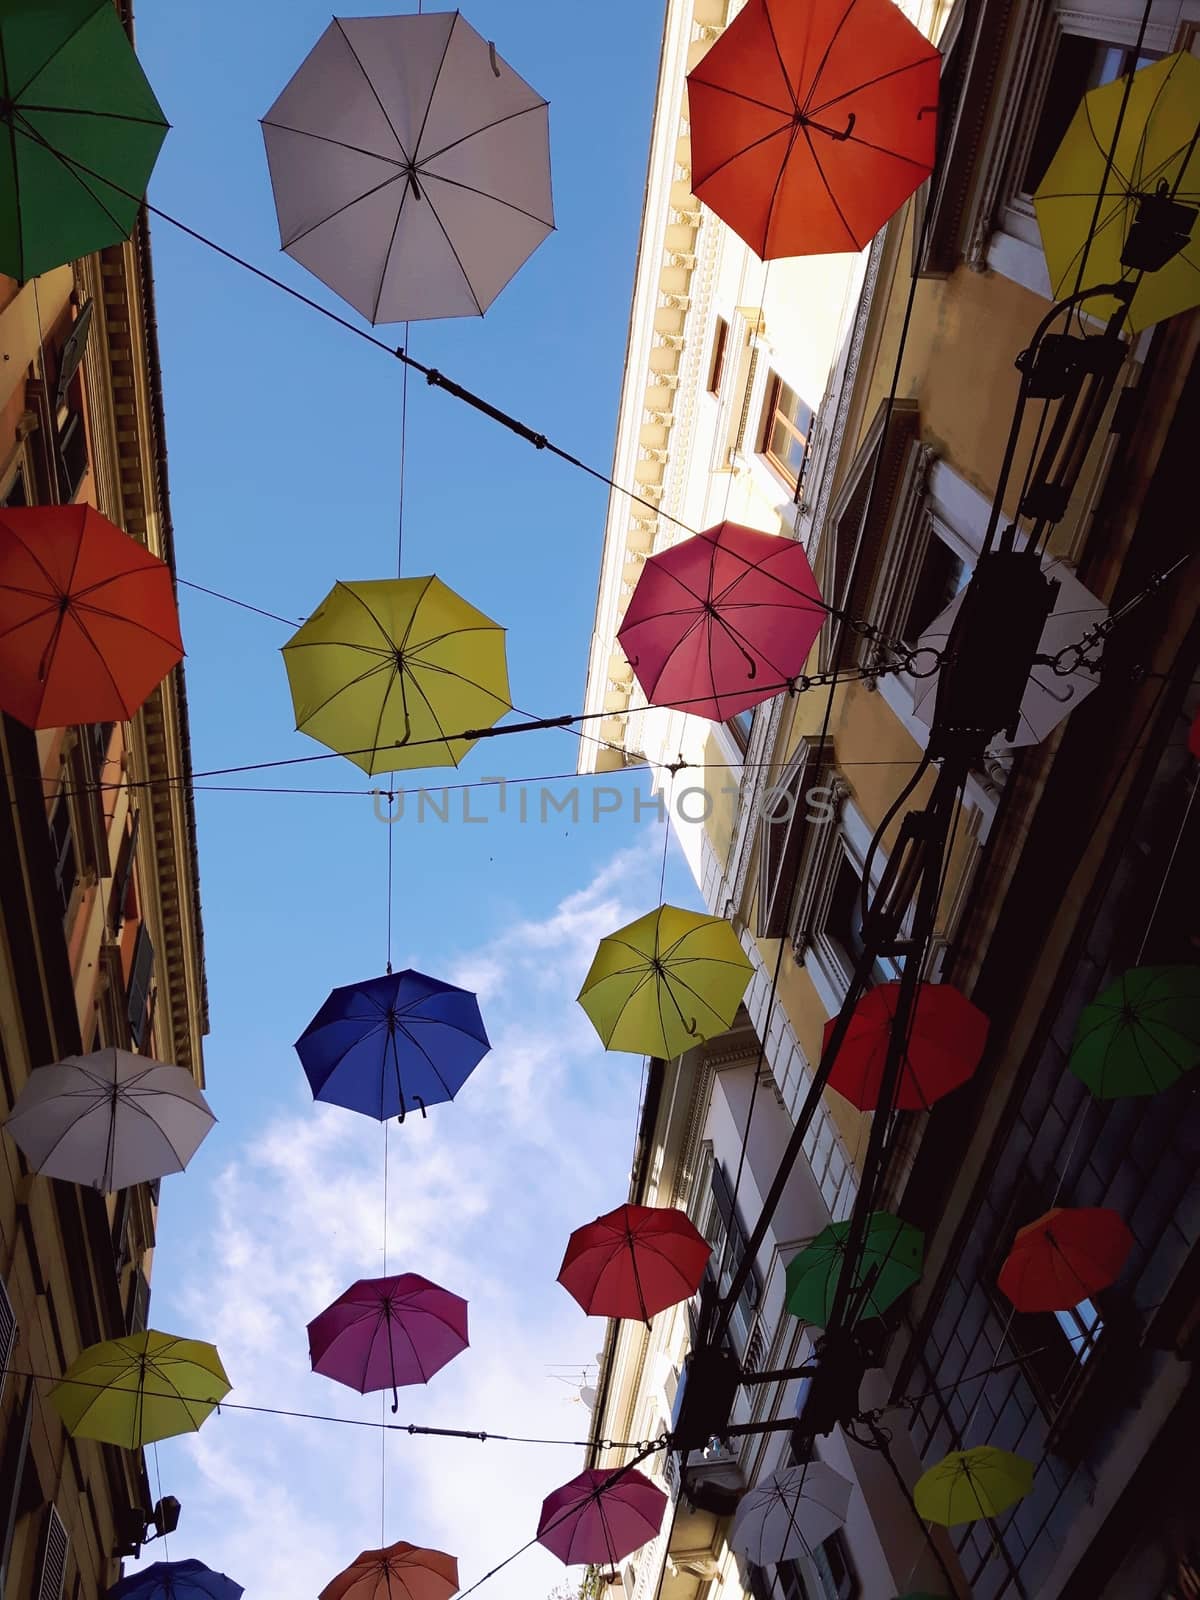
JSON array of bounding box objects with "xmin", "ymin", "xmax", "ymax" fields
[
  {"xmin": 833, "ymin": 112, "xmax": 855, "ymax": 142},
  {"xmin": 685, "ymin": 1016, "xmax": 699, "ymax": 1037},
  {"xmin": 488, "ymin": 40, "xmax": 501, "ymax": 76},
  {"xmin": 396, "ymin": 1095, "xmax": 428, "ymax": 1126},
  {"xmin": 392, "ymin": 1387, "xmax": 399, "ymax": 1414}
]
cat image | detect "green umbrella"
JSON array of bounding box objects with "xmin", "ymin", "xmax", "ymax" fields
[
  {"xmin": 785, "ymin": 1211, "xmax": 923, "ymax": 1328},
  {"xmin": 1068, "ymin": 965, "xmax": 1200, "ymax": 1098},
  {"xmin": 0, "ymin": 0, "xmax": 168, "ymax": 280}
]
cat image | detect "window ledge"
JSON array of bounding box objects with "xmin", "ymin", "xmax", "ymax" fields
[{"xmin": 985, "ymin": 227, "xmax": 1053, "ymax": 300}]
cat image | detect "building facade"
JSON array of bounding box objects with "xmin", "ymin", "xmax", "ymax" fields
[
  {"xmin": 584, "ymin": 0, "xmax": 1200, "ymax": 1595},
  {"xmin": 0, "ymin": 91, "xmax": 207, "ymax": 1600}
]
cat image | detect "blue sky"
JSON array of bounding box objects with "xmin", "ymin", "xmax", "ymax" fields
[{"xmin": 129, "ymin": 2, "xmax": 695, "ymax": 1595}]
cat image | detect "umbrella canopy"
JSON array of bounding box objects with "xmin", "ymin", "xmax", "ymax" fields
[
  {"xmin": 686, "ymin": 0, "xmax": 940, "ymax": 258},
  {"xmin": 108, "ymin": 1559, "xmax": 243, "ymax": 1600},
  {"xmin": 558, "ymin": 1203, "xmax": 712, "ymax": 1322},
  {"xmin": 262, "ymin": 13, "xmax": 553, "ymax": 324},
  {"xmin": 0, "ymin": 505, "xmax": 184, "ymax": 729},
  {"xmin": 578, "ymin": 905, "xmax": 753, "ymax": 1057},
  {"xmin": 617, "ymin": 522, "xmax": 825, "ymax": 721},
  {"xmin": 308, "ymin": 1273, "xmax": 468, "ymax": 1408},
  {"xmin": 0, "ymin": 0, "xmax": 168, "ymax": 280},
  {"xmin": 998, "ymin": 1206, "xmax": 1133, "ymax": 1314},
  {"xmin": 1068, "ymin": 965, "xmax": 1200, "ymax": 1097},
  {"xmin": 1034, "ymin": 51, "xmax": 1200, "ymax": 333},
  {"xmin": 729, "ymin": 1462, "xmax": 853, "ymax": 1565},
  {"xmin": 295, "ymin": 969, "xmax": 489, "ymax": 1122},
  {"xmin": 826, "ymin": 982, "xmax": 988, "ymax": 1111},
  {"xmin": 912, "ymin": 559, "xmax": 1107, "ymax": 748},
  {"xmin": 537, "ymin": 1468, "xmax": 666, "ymax": 1566},
  {"xmin": 785, "ymin": 1212, "xmax": 923, "ymax": 1328},
  {"xmin": 51, "ymin": 1331, "xmax": 230, "ymax": 1449},
  {"xmin": 913, "ymin": 1448, "xmax": 1033, "ymax": 1526},
  {"xmin": 282, "ymin": 577, "xmax": 510, "ymax": 775},
  {"xmin": 318, "ymin": 1542, "xmax": 459, "ymax": 1600},
  {"xmin": 4, "ymin": 1049, "xmax": 214, "ymax": 1193}
]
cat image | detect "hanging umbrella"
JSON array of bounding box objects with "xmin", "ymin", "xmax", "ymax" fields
[
  {"xmin": 4, "ymin": 1049, "xmax": 215, "ymax": 1193},
  {"xmin": 785, "ymin": 1212, "xmax": 923, "ymax": 1328},
  {"xmin": 51, "ymin": 1331, "xmax": 230, "ymax": 1449},
  {"xmin": 295, "ymin": 969, "xmax": 489, "ymax": 1122},
  {"xmin": 0, "ymin": 0, "xmax": 168, "ymax": 281},
  {"xmin": 578, "ymin": 905, "xmax": 753, "ymax": 1057},
  {"xmin": 998, "ymin": 1206, "xmax": 1132, "ymax": 1314},
  {"xmin": 318, "ymin": 1542, "xmax": 459, "ymax": 1600},
  {"xmin": 729, "ymin": 1462, "xmax": 852, "ymax": 1565},
  {"xmin": 912, "ymin": 558, "xmax": 1107, "ymax": 748},
  {"xmin": 0, "ymin": 506, "xmax": 184, "ymax": 729},
  {"xmin": 536, "ymin": 1468, "xmax": 666, "ymax": 1566},
  {"xmin": 617, "ymin": 522, "xmax": 825, "ymax": 721},
  {"xmin": 685, "ymin": 0, "xmax": 940, "ymax": 259},
  {"xmin": 558, "ymin": 1203, "xmax": 712, "ymax": 1322},
  {"xmin": 108, "ymin": 1559, "xmax": 244, "ymax": 1600},
  {"xmin": 913, "ymin": 1447, "xmax": 1033, "ymax": 1526},
  {"xmin": 282, "ymin": 577, "xmax": 510, "ymax": 775},
  {"xmin": 1068, "ymin": 965, "xmax": 1200, "ymax": 1097},
  {"xmin": 826, "ymin": 982, "xmax": 988, "ymax": 1111},
  {"xmin": 1034, "ymin": 51, "xmax": 1200, "ymax": 334},
  {"xmin": 262, "ymin": 13, "xmax": 553, "ymax": 324},
  {"xmin": 308, "ymin": 1273, "xmax": 468, "ymax": 1411}
]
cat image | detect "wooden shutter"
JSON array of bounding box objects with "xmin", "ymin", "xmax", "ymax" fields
[
  {"xmin": 109, "ymin": 810, "xmax": 140, "ymax": 933},
  {"xmin": 127, "ymin": 926, "xmax": 154, "ymax": 1047},
  {"xmin": 0, "ymin": 1277, "xmax": 15, "ymax": 1406},
  {"xmin": 125, "ymin": 1269, "xmax": 151, "ymax": 1336},
  {"xmin": 37, "ymin": 1504, "xmax": 69, "ymax": 1600}
]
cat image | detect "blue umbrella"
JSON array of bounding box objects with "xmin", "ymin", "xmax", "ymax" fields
[
  {"xmin": 295, "ymin": 969, "xmax": 490, "ymax": 1121},
  {"xmin": 108, "ymin": 1560, "xmax": 243, "ymax": 1600}
]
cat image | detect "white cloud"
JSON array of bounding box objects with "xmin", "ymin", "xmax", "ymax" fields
[{"xmin": 135, "ymin": 843, "xmax": 662, "ymax": 1600}]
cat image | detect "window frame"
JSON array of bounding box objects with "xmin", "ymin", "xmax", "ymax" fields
[
  {"xmin": 759, "ymin": 372, "xmax": 814, "ymax": 494},
  {"xmin": 707, "ymin": 314, "xmax": 731, "ymax": 396}
]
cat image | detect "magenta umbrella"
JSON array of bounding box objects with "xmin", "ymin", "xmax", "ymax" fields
[
  {"xmin": 617, "ymin": 521, "xmax": 825, "ymax": 721},
  {"xmin": 307, "ymin": 1273, "xmax": 468, "ymax": 1411},
  {"xmin": 537, "ymin": 1468, "xmax": 667, "ymax": 1566}
]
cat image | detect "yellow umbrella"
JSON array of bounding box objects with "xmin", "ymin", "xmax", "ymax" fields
[
  {"xmin": 913, "ymin": 1447, "xmax": 1033, "ymax": 1526},
  {"xmin": 1034, "ymin": 51, "xmax": 1200, "ymax": 331},
  {"xmin": 49, "ymin": 1330, "xmax": 230, "ymax": 1449},
  {"xmin": 578, "ymin": 904, "xmax": 753, "ymax": 1057},
  {"xmin": 282, "ymin": 577, "xmax": 511, "ymax": 774}
]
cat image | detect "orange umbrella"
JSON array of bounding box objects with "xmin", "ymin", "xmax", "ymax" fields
[
  {"xmin": 998, "ymin": 1207, "xmax": 1133, "ymax": 1314},
  {"xmin": 319, "ymin": 1542, "xmax": 458, "ymax": 1600},
  {"xmin": 686, "ymin": 0, "xmax": 940, "ymax": 258},
  {"xmin": 0, "ymin": 505, "xmax": 183, "ymax": 729}
]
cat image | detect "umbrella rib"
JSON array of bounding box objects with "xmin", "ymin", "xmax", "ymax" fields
[
  {"xmin": 17, "ymin": 103, "xmax": 166, "ymax": 128},
  {"xmin": 68, "ymin": 596, "xmax": 184, "ymax": 654},
  {"xmin": 692, "ymin": 121, "xmax": 795, "ymax": 205},
  {"xmin": 12, "ymin": 111, "xmax": 130, "ymax": 236},
  {"xmin": 801, "ymin": 123, "xmax": 863, "ymax": 250},
  {"xmin": 420, "ymin": 101, "xmax": 549, "ymax": 166},
  {"xmin": 260, "ymin": 117, "xmax": 405, "ymax": 170},
  {"xmin": 807, "ymin": 53, "xmax": 937, "ymax": 119},
  {"xmin": 409, "ymin": 13, "xmax": 458, "ymax": 165},
  {"xmin": 10, "ymin": 5, "xmax": 104, "ymax": 103},
  {"xmin": 394, "ymin": 1020, "xmax": 458, "ymax": 1101},
  {"xmin": 416, "ymin": 169, "xmax": 554, "ymax": 230},
  {"xmin": 799, "ymin": 0, "xmax": 860, "ymax": 116},
  {"xmin": 686, "ymin": 72, "xmax": 794, "ymax": 119},
  {"xmin": 0, "ymin": 600, "xmax": 60, "ymax": 646},
  {"xmin": 372, "ymin": 171, "xmax": 413, "ymax": 325},
  {"xmin": 52, "ymin": 603, "xmax": 135, "ymax": 715},
  {"xmin": 413, "ymin": 190, "xmax": 485, "ymax": 315},
  {"xmin": 292, "ymin": 657, "xmax": 396, "ymax": 728},
  {"xmin": 760, "ymin": 0, "xmax": 801, "ymax": 112},
  {"xmin": 333, "ymin": 18, "xmax": 410, "ymax": 162},
  {"xmin": 0, "ymin": 32, "xmax": 25, "ymax": 284},
  {"xmin": 279, "ymin": 171, "xmax": 406, "ymax": 254}
]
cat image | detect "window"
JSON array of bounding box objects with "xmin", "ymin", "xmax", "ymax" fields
[
  {"xmin": 1055, "ymin": 1297, "xmax": 1104, "ymax": 1362},
  {"xmin": 127, "ymin": 925, "xmax": 155, "ymax": 1048},
  {"xmin": 776, "ymin": 1536, "xmax": 860, "ymax": 1600},
  {"xmin": 708, "ymin": 315, "xmax": 731, "ymax": 395},
  {"xmin": 109, "ymin": 811, "xmax": 139, "ymax": 934},
  {"xmin": 824, "ymin": 853, "xmax": 904, "ymax": 987},
  {"xmin": 125, "ymin": 1268, "xmax": 151, "ymax": 1336},
  {"xmin": 48, "ymin": 800, "xmax": 77, "ymax": 919},
  {"xmin": 760, "ymin": 374, "xmax": 813, "ymax": 490},
  {"xmin": 37, "ymin": 1505, "xmax": 69, "ymax": 1600},
  {"xmin": 0, "ymin": 1276, "xmax": 15, "ymax": 1406},
  {"xmin": 900, "ymin": 528, "xmax": 971, "ymax": 647},
  {"xmin": 700, "ymin": 1158, "xmax": 761, "ymax": 1354},
  {"xmin": 727, "ymin": 707, "xmax": 754, "ymax": 751},
  {"xmin": 1022, "ymin": 39, "xmax": 1157, "ymax": 194},
  {"xmin": 0, "ymin": 463, "xmax": 26, "ymax": 507},
  {"xmin": 56, "ymin": 409, "xmax": 88, "ymax": 503}
]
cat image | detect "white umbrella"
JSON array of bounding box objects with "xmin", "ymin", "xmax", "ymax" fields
[
  {"xmin": 729, "ymin": 1461, "xmax": 852, "ymax": 1565},
  {"xmin": 912, "ymin": 557, "xmax": 1108, "ymax": 748},
  {"xmin": 261, "ymin": 13, "xmax": 554, "ymax": 324},
  {"xmin": 4, "ymin": 1049, "xmax": 215, "ymax": 1193}
]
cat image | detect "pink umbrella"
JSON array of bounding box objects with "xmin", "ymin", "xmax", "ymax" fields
[
  {"xmin": 617, "ymin": 522, "xmax": 825, "ymax": 722},
  {"xmin": 307, "ymin": 1273, "xmax": 468, "ymax": 1410},
  {"xmin": 537, "ymin": 1468, "xmax": 667, "ymax": 1566}
]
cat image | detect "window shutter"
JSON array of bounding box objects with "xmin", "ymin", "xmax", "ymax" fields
[
  {"xmin": 109, "ymin": 811, "xmax": 140, "ymax": 933},
  {"xmin": 125, "ymin": 1269, "xmax": 151, "ymax": 1336},
  {"xmin": 0, "ymin": 1277, "xmax": 15, "ymax": 1406},
  {"xmin": 37, "ymin": 1505, "xmax": 69, "ymax": 1600},
  {"xmin": 711, "ymin": 1162, "xmax": 761, "ymax": 1308},
  {"xmin": 758, "ymin": 763, "xmax": 809, "ymax": 939},
  {"xmin": 53, "ymin": 300, "xmax": 93, "ymax": 411},
  {"xmin": 126, "ymin": 926, "xmax": 155, "ymax": 1047}
]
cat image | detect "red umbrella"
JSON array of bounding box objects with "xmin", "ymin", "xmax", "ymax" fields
[
  {"xmin": 826, "ymin": 982, "xmax": 988, "ymax": 1111},
  {"xmin": 617, "ymin": 522, "xmax": 825, "ymax": 721},
  {"xmin": 307, "ymin": 1273, "xmax": 468, "ymax": 1410},
  {"xmin": 558, "ymin": 1203, "xmax": 711, "ymax": 1323},
  {"xmin": 537, "ymin": 1468, "xmax": 667, "ymax": 1566},
  {"xmin": 319, "ymin": 1542, "xmax": 459, "ymax": 1600},
  {"xmin": 0, "ymin": 505, "xmax": 183, "ymax": 729},
  {"xmin": 686, "ymin": 0, "xmax": 940, "ymax": 258},
  {"xmin": 998, "ymin": 1207, "xmax": 1133, "ymax": 1314}
]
